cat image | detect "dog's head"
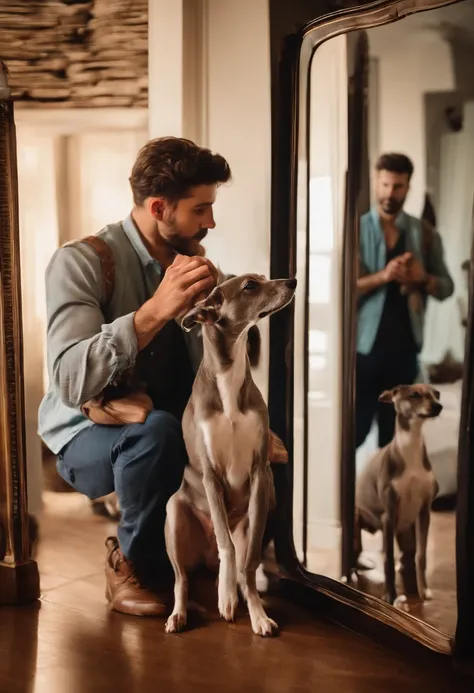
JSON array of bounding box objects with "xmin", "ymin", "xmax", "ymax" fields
[
  {"xmin": 181, "ymin": 274, "xmax": 297, "ymax": 333},
  {"xmin": 378, "ymin": 384, "xmax": 443, "ymax": 421}
]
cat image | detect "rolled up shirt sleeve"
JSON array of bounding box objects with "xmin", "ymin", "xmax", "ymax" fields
[
  {"xmin": 426, "ymin": 228, "xmax": 455, "ymax": 301},
  {"xmin": 45, "ymin": 243, "xmax": 138, "ymax": 408}
]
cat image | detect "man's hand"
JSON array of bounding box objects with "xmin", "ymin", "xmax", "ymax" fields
[
  {"xmin": 193, "ymin": 245, "xmax": 220, "ymax": 303},
  {"xmin": 153, "ymin": 254, "xmax": 218, "ymax": 321},
  {"xmin": 402, "ymin": 253, "xmax": 428, "ymax": 284},
  {"xmin": 382, "ymin": 256, "xmax": 408, "ymax": 283},
  {"xmin": 133, "ymin": 254, "xmax": 218, "ymax": 350}
]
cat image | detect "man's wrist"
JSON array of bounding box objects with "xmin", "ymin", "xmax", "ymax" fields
[
  {"xmin": 423, "ymin": 274, "xmax": 437, "ymax": 294},
  {"xmin": 134, "ymin": 299, "xmax": 169, "ymax": 351}
]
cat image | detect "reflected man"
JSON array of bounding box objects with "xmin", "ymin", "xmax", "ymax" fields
[{"xmin": 356, "ymin": 153, "xmax": 454, "ymax": 449}]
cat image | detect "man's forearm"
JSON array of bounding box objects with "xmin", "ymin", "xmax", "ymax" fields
[
  {"xmin": 424, "ymin": 273, "xmax": 454, "ymax": 300},
  {"xmin": 134, "ymin": 299, "xmax": 168, "ymax": 351},
  {"xmin": 357, "ymin": 270, "xmax": 387, "ymax": 296}
]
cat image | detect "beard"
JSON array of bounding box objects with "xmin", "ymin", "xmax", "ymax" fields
[
  {"xmin": 379, "ymin": 196, "xmax": 405, "ymax": 216},
  {"xmin": 162, "ymin": 218, "xmax": 208, "ymax": 257}
]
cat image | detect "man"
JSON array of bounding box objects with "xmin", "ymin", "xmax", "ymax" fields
[
  {"xmin": 356, "ymin": 153, "xmax": 454, "ymax": 450},
  {"xmin": 38, "ymin": 137, "xmax": 231, "ymax": 616}
]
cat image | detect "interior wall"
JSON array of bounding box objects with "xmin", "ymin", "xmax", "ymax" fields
[
  {"xmin": 16, "ymin": 110, "xmax": 147, "ymax": 514},
  {"xmin": 66, "ymin": 131, "xmax": 148, "ymax": 241},
  {"xmin": 366, "ymin": 25, "xmax": 455, "ymax": 216},
  {"xmin": 204, "ymin": 0, "xmax": 272, "ymax": 398},
  {"xmin": 148, "ymin": 0, "xmax": 272, "ymax": 398},
  {"xmin": 425, "ymin": 91, "xmax": 466, "ymax": 214},
  {"xmin": 422, "ymin": 124, "xmax": 474, "ymax": 364}
]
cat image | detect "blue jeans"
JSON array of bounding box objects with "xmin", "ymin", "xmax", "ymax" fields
[{"xmin": 57, "ymin": 410, "xmax": 187, "ymax": 578}]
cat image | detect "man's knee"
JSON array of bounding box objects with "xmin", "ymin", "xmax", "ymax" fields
[
  {"xmin": 114, "ymin": 410, "xmax": 187, "ymax": 485},
  {"xmin": 142, "ymin": 409, "xmax": 183, "ymax": 441}
]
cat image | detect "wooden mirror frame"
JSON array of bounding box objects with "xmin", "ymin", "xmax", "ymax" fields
[
  {"xmin": 268, "ymin": 0, "xmax": 474, "ymax": 671},
  {"xmin": 0, "ymin": 62, "xmax": 40, "ymax": 604}
]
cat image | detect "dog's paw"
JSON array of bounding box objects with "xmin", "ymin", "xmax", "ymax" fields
[
  {"xmin": 393, "ymin": 594, "xmax": 410, "ymax": 612},
  {"xmin": 165, "ymin": 612, "xmax": 187, "ymax": 634},
  {"xmin": 218, "ymin": 590, "xmax": 239, "ymax": 622},
  {"xmin": 422, "ymin": 587, "xmax": 433, "ymax": 601},
  {"xmin": 251, "ymin": 616, "xmax": 279, "ymax": 637}
]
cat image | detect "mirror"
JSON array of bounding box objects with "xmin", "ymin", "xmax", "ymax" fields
[
  {"xmin": 293, "ymin": 0, "xmax": 474, "ymax": 643},
  {"xmin": 292, "ymin": 33, "xmax": 347, "ymax": 581}
]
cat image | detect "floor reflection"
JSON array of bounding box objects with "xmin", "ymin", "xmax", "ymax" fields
[{"xmin": 354, "ymin": 510, "xmax": 456, "ymax": 635}]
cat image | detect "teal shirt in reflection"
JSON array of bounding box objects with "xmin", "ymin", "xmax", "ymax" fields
[{"xmin": 357, "ymin": 207, "xmax": 454, "ymax": 355}]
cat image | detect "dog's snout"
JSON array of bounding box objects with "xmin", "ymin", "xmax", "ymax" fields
[
  {"xmin": 432, "ymin": 402, "xmax": 443, "ymax": 415},
  {"xmin": 285, "ymin": 278, "xmax": 297, "ymax": 289}
]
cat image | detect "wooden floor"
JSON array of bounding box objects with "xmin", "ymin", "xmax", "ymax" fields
[
  {"xmin": 0, "ymin": 492, "xmax": 471, "ymax": 693},
  {"xmin": 356, "ymin": 510, "xmax": 457, "ymax": 635}
]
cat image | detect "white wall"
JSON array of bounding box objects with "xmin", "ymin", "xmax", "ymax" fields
[
  {"xmin": 205, "ymin": 0, "xmax": 271, "ymax": 397},
  {"xmin": 422, "ymin": 103, "xmax": 474, "ymax": 364},
  {"xmin": 149, "ymin": 0, "xmax": 272, "ymax": 397},
  {"xmin": 367, "ymin": 26, "xmax": 455, "ymax": 215},
  {"xmin": 16, "ymin": 110, "xmax": 147, "ymax": 515},
  {"xmin": 67, "ymin": 130, "xmax": 147, "ymax": 241}
]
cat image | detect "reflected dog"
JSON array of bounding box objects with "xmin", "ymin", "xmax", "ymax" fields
[{"xmin": 355, "ymin": 384, "xmax": 441, "ymax": 605}]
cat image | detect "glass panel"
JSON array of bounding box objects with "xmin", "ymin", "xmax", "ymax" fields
[
  {"xmin": 293, "ymin": 34, "xmax": 348, "ymax": 577},
  {"xmin": 296, "ymin": 0, "xmax": 471, "ymax": 638}
]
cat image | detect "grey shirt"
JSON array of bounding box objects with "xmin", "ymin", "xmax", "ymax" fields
[{"xmin": 38, "ymin": 215, "xmax": 204, "ymax": 454}]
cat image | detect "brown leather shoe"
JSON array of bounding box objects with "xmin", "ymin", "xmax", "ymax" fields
[{"xmin": 105, "ymin": 537, "xmax": 168, "ymax": 617}]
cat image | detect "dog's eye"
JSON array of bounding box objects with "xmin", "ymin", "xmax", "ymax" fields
[
  {"xmin": 243, "ymin": 280, "xmax": 259, "ymax": 291},
  {"xmin": 409, "ymin": 392, "xmax": 421, "ymax": 399}
]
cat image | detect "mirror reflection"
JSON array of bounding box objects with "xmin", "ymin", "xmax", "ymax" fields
[
  {"xmin": 292, "ymin": 34, "xmax": 347, "ymax": 580},
  {"xmin": 299, "ymin": 0, "xmax": 474, "ymax": 637}
]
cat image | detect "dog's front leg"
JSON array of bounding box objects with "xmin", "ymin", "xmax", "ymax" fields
[
  {"xmin": 244, "ymin": 463, "xmax": 279, "ymax": 637},
  {"xmin": 382, "ymin": 485, "xmax": 398, "ymax": 604},
  {"xmin": 415, "ymin": 501, "xmax": 432, "ymax": 601},
  {"xmin": 396, "ymin": 525, "xmax": 418, "ymax": 598},
  {"xmin": 202, "ymin": 468, "xmax": 238, "ymax": 622}
]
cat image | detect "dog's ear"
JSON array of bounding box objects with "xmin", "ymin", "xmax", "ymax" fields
[
  {"xmin": 181, "ymin": 287, "xmax": 224, "ymax": 332},
  {"xmin": 378, "ymin": 388, "xmax": 397, "ymax": 403}
]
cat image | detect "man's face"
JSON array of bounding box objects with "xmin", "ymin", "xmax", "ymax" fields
[
  {"xmin": 375, "ymin": 169, "xmax": 410, "ymax": 217},
  {"xmin": 155, "ymin": 184, "xmax": 217, "ymax": 256}
]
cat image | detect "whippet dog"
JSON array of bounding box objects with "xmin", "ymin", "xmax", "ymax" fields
[
  {"xmin": 355, "ymin": 384, "xmax": 442, "ymax": 605},
  {"xmin": 164, "ymin": 274, "xmax": 297, "ymax": 636}
]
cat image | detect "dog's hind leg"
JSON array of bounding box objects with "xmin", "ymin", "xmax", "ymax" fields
[
  {"xmin": 164, "ymin": 491, "xmax": 206, "ymax": 633},
  {"xmin": 242, "ymin": 465, "xmax": 279, "ymax": 636},
  {"xmin": 415, "ymin": 501, "xmax": 432, "ymax": 601}
]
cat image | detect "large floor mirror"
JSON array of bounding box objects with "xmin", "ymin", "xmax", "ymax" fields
[{"xmin": 271, "ymin": 0, "xmax": 474, "ymax": 664}]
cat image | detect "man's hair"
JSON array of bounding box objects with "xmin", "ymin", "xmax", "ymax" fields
[
  {"xmin": 129, "ymin": 136, "xmax": 232, "ymax": 205},
  {"xmin": 375, "ymin": 153, "xmax": 414, "ymax": 180}
]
